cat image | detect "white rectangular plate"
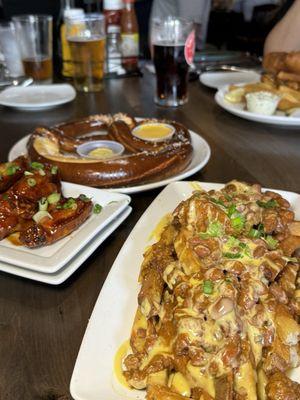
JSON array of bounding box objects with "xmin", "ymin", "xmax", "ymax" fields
[
  {"xmin": 70, "ymin": 181, "xmax": 300, "ymax": 400},
  {"xmin": 0, "ymin": 182, "xmax": 130, "ymax": 273},
  {"xmin": 0, "ymin": 206, "xmax": 132, "ymax": 285}
]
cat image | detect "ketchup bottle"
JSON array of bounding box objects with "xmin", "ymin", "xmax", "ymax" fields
[{"xmin": 121, "ymin": 0, "xmax": 139, "ymax": 72}]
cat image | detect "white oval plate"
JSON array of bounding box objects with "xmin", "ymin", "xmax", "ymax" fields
[
  {"xmin": 8, "ymin": 130, "xmax": 211, "ymax": 194},
  {"xmin": 70, "ymin": 181, "xmax": 300, "ymax": 400},
  {"xmin": 200, "ymin": 71, "xmax": 260, "ymax": 90},
  {"xmin": 215, "ymin": 84, "xmax": 300, "ymax": 126},
  {"xmin": 0, "ymin": 84, "xmax": 76, "ymax": 110}
]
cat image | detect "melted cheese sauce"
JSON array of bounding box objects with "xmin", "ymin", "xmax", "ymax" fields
[
  {"xmin": 114, "ymin": 341, "xmax": 132, "ymax": 389},
  {"xmin": 88, "ymin": 147, "xmax": 115, "ymax": 159},
  {"xmin": 148, "ymin": 213, "xmax": 172, "ymax": 242},
  {"xmin": 133, "ymin": 123, "xmax": 174, "ymax": 141}
]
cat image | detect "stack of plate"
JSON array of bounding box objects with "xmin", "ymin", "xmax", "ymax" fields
[{"xmin": 0, "ymin": 182, "xmax": 131, "ymax": 284}]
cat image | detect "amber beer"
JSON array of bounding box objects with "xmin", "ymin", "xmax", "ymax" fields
[
  {"xmin": 68, "ymin": 35, "xmax": 105, "ymax": 92},
  {"xmin": 22, "ymin": 56, "xmax": 52, "ymax": 81},
  {"xmin": 153, "ymin": 43, "xmax": 188, "ymax": 106}
]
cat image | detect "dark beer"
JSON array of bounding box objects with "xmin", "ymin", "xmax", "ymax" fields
[{"xmin": 153, "ymin": 43, "xmax": 188, "ymax": 106}]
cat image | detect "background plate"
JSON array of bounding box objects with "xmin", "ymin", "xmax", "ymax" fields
[
  {"xmin": 200, "ymin": 71, "xmax": 259, "ymax": 90},
  {"xmin": 70, "ymin": 181, "xmax": 300, "ymax": 400},
  {"xmin": 0, "ymin": 84, "xmax": 76, "ymax": 110},
  {"xmin": 215, "ymin": 85, "xmax": 300, "ymax": 126},
  {"xmin": 8, "ymin": 131, "xmax": 211, "ymax": 194}
]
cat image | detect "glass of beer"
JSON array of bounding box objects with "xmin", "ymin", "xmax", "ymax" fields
[
  {"xmin": 151, "ymin": 17, "xmax": 194, "ymax": 107},
  {"xmin": 12, "ymin": 15, "xmax": 53, "ymax": 83},
  {"xmin": 66, "ymin": 14, "xmax": 106, "ymax": 92}
]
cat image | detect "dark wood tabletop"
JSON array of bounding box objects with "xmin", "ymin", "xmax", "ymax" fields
[{"xmin": 0, "ymin": 71, "xmax": 299, "ymax": 400}]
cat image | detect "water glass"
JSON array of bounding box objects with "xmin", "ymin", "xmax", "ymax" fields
[{"xmin": 0, "ymin": 22, "xmax": 24, "ymax": 77}]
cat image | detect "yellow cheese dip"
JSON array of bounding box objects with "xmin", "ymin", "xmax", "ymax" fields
[
  {"xmin": 113, "ymin": 340, "xmax": 132, "ymax": 389},
  {"xmin": 88, "ymin": 147, "xmax": 115, "ymax": 159},
  {"xmin": 133, "ymin": 123, "xmax": 174, "ymax": 142}
]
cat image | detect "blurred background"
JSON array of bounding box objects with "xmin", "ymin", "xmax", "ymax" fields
[{"xmin": 0, "ymin": 0, "xmax": 293, "ymax": 62}]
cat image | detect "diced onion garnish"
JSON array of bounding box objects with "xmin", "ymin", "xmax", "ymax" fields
[
  {"xmin": 33, "ymin": 210, "xmax": 52, "ymax": 224},
  {"xmin": 38, "ymin": 197, "xmax": 48, "ymax": 211},
  {"xmin": 27, "ymin": 178, "xmax": 36, "ymax": 187},
  {"xmin": 47, "ymin": 192, "xmax": 61, "ymax": 204}
]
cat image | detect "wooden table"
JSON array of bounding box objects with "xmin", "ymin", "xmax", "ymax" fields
[{"xmin": 0, "ymin": 71, "xmax": 299, "ymax": 399}]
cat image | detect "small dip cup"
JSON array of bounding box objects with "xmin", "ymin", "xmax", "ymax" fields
[
  {"xmin": 245, "ymin": 91, "xmax": 281, "ymax": 116},
  {"xmin": 132, "ymin": 123, "xmax": 175, "ymax": 142},
  {"xmin": 77, "ymin": 140, "xmax": 124, "ymax": 159}
]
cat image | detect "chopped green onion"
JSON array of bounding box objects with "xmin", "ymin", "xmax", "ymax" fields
[
  {"xmin": 51, "ymin": 165, "xmax": 58, "ymax": 174},
  {"xmin": 210, "ymin": 197, "xmax": 225, "ymax": 207},
  {"xmin": 283, "ymin": 256, "xmax": 298, "ymax": 263},
  {"xmin": 265, "ymin": 235, "xmax": 278, "ymax": 250},
  {"xmin": 6, "ymin": 165, "xmax": 19, "ymax": 175},
  {"xmin": 38, "ymin": 169, "xmax": 46, "ymax": 176},
  {"xmin": 203, "ymin": 280, "xmax": 214, "ymax": 294},
  {"xmin": 30, "ymin": 161, "xmax": 44, "ymax": 170},
  {"xmin": 93, "ymin": 203, "xmax": 102, "ymax": 214},
  {"xmin": 256, "ymin": 199, "xmax": 278, "ymax": 209},
  {"xmin": 224, "ymin": 194, "xmax": 233, "ymax": 201},
  {"xmin": 79, "ymin": 194, "xmax": 91, "ymax": 202},
  {"xmin": 38, "ymin": 197, "xmax": 48, "ymax": 211},
  {"xmin": 47, "ymin": 192, "xmax": 61, "ymax": 204},
  {"xmin": 223, "ymin": 252, "xmax": 242, "ymax": 259},
  {"xmin": 231, "ymin": 215, "xmax": 245, "ymax": 231},
  {"xmin": 199, "ymin": 220, "xmax": 224, "ymax": 239},
  {"xmin": 27, "ymin": 178, "xmax": 36, "ymax": 187},
  {"xmin": 227, "ymin": 236, "xmax": 240, "ymax": 248},
  {"xmin": 33, "ymin": 210, "xmax": 52, "ymax": 223},
  {"xmin": 227, "ymin": 204, "xmax": 236, "ymax": 218},
  {"xmin": 62, "ymin": 198, "xmax": 76, "ymax": 209},
  {"xmin": 249, "ymin": 223, "xmax": 265, "ymax": 238},
  {"xmin": 2, "ymin": 193, "xmax": 8, "ymax": 201},
  {"xmin": 239, "ymin": 242, "xmax": 247, "ymax": 249},
  {"xmin": 24, "ymin": 171, "xmax": 34, "ymax": 176},
  {"xmin": 225, "ymin": 278, "xmax": 232, "ymax": 283}
]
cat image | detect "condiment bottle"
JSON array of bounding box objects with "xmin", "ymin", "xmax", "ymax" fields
[
  {"xmin": 121, "ymin": 0, "xmax": 139, "ymax": 72},
  {"xmin": 103, "ymin": 0, "xmax": 123, "ymax": 28},
  {"xmin": 61, "ymin": 8, "xmax": 84, "ymax": 78},
  {"xmin": 104, "ymin": 0, "xmax": 123, "ymax": 73}
]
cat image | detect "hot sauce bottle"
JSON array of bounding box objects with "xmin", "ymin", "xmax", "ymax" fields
[{"xmin": 121, "ymin": 0, "xmax": 139, "ymax": 72}]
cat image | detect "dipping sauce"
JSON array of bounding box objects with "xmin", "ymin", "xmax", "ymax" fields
[
  {"xmin": 245, "ymin": 91, "xmax": 281, "ymax": 115},
  {"xmin": 132, "ymin": 123, "xmax": 175, "ymax": 142},
  {"xmin": 88, "ymin": 147, "xmax": 115, "ymax": 159}
]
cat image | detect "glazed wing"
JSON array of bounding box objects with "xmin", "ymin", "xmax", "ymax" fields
[
  {"xmin": 19, "ymin": 196, "xmax": 92, "ymax": 248},
  {"xmin": 0, "ymin": 156, "xmax": 28, "ymax": 193},
  {"xmin": 121, "ymin": 180, "xmax": 300, "ymax": 400},
  {"xmin": 0, "ymin": 165, "xmax": 61, "ymax": 240}
]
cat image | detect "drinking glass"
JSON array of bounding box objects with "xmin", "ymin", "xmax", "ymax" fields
[
  {"xmin": 151, "ymin": 17, "xmax": 194, "ymax": 107},
  {"xmin": 0, "ymin": 22, "xmax": 24, "ymax": 77},
  {"xmin": 12, "ymin": 15, "xmax": 53, "ymax": 83},
  {"xmin": 66, "ymin": 14, "xmax": 106, "ymax": 92}
]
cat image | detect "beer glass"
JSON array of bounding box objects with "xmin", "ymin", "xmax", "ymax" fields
[
  {"xmin": 12, "ymin": 15, "xmax": 53, "ymax": 83},
  {"xmin": 66, "ymin": 14, "xmax": 106, "ymax": 92},
  {"xmin": 151, "ymin": 17, "xmax": 194, "ymax": 107}
]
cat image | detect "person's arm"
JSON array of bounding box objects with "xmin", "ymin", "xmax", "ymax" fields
[{"xmin": 264, "ymin": 0, "xmax": 300, "ymax": 54}]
